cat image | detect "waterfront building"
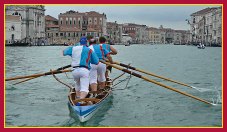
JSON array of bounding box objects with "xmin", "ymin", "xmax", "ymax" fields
[
  {"xmin": 5, "ymin": 5, "xmax": 46, "ymax": 45},
  {"xmin": 173, "ymin": 30, "xmax": 190, "ymax": 45},
  {"xmin": 212, "ymin": 7, "xmax": 222, "ymax": 46},
  {"xmin": 189, "ymin": 7, "xmax": 222, "ymax": 46},
  {"xmin": 147, "ymin": 27, "xmax": 161, "ymax": 44},
  {"xmin": 122, "ymin": 23, "xmax": 137, "ymax": 43},
  {"xmin": 159, "ymin": 25, "xmax": 174, "ymax": 44},
  {"xmin": 122, "ymin": 23, "xmax": 148, "ymax": 44},
  {"xmin": 5, "ymin": 15, "xmax": 22, "ymax": 44},
  {"xmin": 106, "ymin": 21, "xmax": 122, "ymax": 44},
  {"xmin": 136, "ymin": 25, "xmax": 149, "ymax": 44},
  {"xmin": 45, "ymin": 15, "xmax": 60, "ymax": 45},
  {"xmin": 57, "ymin": 10, "xmax": 107, "ymax": 44}
]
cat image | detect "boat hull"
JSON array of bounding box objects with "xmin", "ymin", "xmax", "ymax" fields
[{"xmin": 68, "ymin": 91, "xmax": 112, "ymax": 122}]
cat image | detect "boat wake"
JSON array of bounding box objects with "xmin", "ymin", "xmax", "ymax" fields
[
  {"xmin": 191, "ymin": 86, "xmax": 216, "ymax": 92},
  {"xmin": 191, "ymin": 86, "xmax": 222, "ymax": 106},
  {"xmin": 210, "ymin": 87, "xmax": 222, "ymax": 105}
]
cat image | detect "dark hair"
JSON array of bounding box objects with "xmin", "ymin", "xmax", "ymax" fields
[
  {"xmin": 99, "ymin": 36, "xmax": 106, "ymax": 43},
  {"xmin": 87, "ymin": 35, "xmax": 93, "ymax": 41},
  {"xmin": 89, "ymin": 39, "xmax": 96, "ymax": 45}
]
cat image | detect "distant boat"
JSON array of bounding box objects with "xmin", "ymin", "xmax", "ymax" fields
[
  {"xmin": 63, "ymin": 43, "xmax": 70, "ymax": 46},
  {"xmin": 197, "ymin": 43, "xmax": 205, "ymax": 49},
  {"xmin": 6, "ymin": 37, "xmax": 32, "ymax": 46},
  {"xmin": 122, "ymin": 34, "xmax": 132, "ymax": 46},
  {"xmin": 125, "ymin": 43, "xmax": 130, "ymax": 46},
  {"xmin": 6, "ymin": 42, "xmax": 29, "ymax": 46},
  {"xmin": 125, "ymin": 41, "xmax": 131, "ymax": 46}
]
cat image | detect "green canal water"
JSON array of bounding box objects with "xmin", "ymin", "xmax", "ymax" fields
[{"xmin": 5, "ymin": 44, "xmax": 222, "ymax": 127}]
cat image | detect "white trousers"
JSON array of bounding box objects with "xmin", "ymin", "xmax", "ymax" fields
[
  {"xmin": 72, "ymin": 68, "xmax": 90, "ymax": 93},
  {"xmin": 89, "ymin": 63, "xmax": 106, "ymax": 84}
]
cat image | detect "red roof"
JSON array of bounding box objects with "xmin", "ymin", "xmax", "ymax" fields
[{"xmin": 45, "ymin": 15, "xmax": 58, "ymax": 21}]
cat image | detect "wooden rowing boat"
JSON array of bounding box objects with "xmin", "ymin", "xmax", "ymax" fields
[{"xmin": 67, "ymin": 79, "xmax": 113, "ymax": 122}]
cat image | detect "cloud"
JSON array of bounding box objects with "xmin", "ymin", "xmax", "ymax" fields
[{"xmin": 45, "ymin": 5, "xmax": 216, "ymax": 30}]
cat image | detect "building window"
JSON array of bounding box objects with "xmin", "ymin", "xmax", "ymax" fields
[
  {"xmin": 60, "ymin": 33, "xmax": 63, "ymax": 36},
  {"xmin": 100, "ymin": 18, "xmax": 102, "ymax": 25},
  {"xmin": 94, "ymin": 18, "xmax": 97, "ymax": 24},
  {"xmin": 66, "ymin": 18, "xmax": 68, "ymax": 25},
  {"xmin": 11, "ymin": 26, "xmax": 15, "ymax": 31},
  {"xmin": 56, "ymin": 33, "xmax": 58, "ymax": 37}
]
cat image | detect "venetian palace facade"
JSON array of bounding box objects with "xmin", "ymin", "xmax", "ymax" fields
[
  {"xmin": 6, "ymin": 5, "xmax": 45, "ymax": 45},
  {"xmin": 46, "ymin": 10, "xmax": 107, "ymax": 45}
]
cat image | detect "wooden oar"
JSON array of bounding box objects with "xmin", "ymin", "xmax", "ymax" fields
[
  {"xmin": 12, "ymin": 65, "xmax": 72, "ymax": 84},
  {"xmin": 101, "ymin": 60, "xmax": 213, "ymax": 105},
  {"xmin": 5, "ymin": 69, "xmax": 72, "ymax": 81},
  {"xmin": 112, "ymin": 60, "xmax": 202, "ymax": 91},
  {"xmin": 13, "ymin": 77, "xmax": 37, "ymax": 85}
]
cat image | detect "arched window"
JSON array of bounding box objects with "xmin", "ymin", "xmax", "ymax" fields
[
  {"xmin": 193, "ymin": 17, "xmax": 196, "ymax": 23},
  {"xmin": 11, "ymin": 25, "xmax": 15, "ymax": 31},
  {"xmin": 12, "ymin": 12, "xmax": 22, "ymax": 19},
  {"xmin": 69, "ymin": 18, "xmax": 72, "ymax": 25},
  {"xmin": 60, "ymin": 18, "xmax": 63, "ymax": 25}
]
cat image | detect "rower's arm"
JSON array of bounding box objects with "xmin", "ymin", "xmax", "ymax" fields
[{"xmin": 110, "ymin": 46, "xmax": 118, "ymax": 55}]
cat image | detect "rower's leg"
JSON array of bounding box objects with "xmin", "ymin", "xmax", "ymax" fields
[
  {"xmin": 80, "ymin": 91, "xmax": 88, "ymax": 99},
  {"xmin": 99, "ymin": 81, "xmax": 106, "ymax": 89},
  {"xmin": 79, "ymin": 68, "xmax": 89, "ymax": 99},
  {"xmin": 105, "ymin": 66, "xmax": 112, "ymax": 78},
  {"xmin": 72, "ymin": 69, "xmax": 81, "ymax": 98},
  {"xmin": 74, "ymin": 79, "xmax": 80, "ymax": 98},
  {"xmin": 97, "ymin": 63, "xmax": 106, "ymax": 89},
  {"xmin": 89, "ymin": 65, "xmax": 98, "ymax": 91},
  {"xmin": 90, "ymin": 83, "xmax": 98, "ymax": 91}
]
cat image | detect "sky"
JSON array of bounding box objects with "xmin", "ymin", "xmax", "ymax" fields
[{"xmin": 45, "ymin": 5, "xmax": 218, "ymax": 30}]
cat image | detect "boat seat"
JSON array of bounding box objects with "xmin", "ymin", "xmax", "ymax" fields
[
  {"xmin": 88, "ymin": 91, "xmax": 100, "ymax": 94},
  {"xmin": 72, "ymin": 98, "xmax": 101, "ymax": 105}
]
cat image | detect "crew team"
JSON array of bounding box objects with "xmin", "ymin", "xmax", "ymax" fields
[{"xmin": 63, "ymin": 36, "xmax": 117, "ymax": 99}]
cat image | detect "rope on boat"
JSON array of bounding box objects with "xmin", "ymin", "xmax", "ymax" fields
[
  {"xmin": 112, "ymin": 72, "xmax": 126, "ymax": 83},
  {"xmin": 50, "ymin": 69, "xmax": 74, "ymax": 90},
  {"xmin": 112, "ymin": 63, "xmax": 133, "ymax": 89},
  {"xmin": 125, "ymin": 71, "xmax": 132, "ymax": 89},
  {"xmin": 64, "ymin": 72, "xmax": 73, "ymax": 79}
]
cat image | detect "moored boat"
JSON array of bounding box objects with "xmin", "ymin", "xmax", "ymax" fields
[{"xmin": 197, "ymin": 43, "xmax": 205, "ymax": 49}]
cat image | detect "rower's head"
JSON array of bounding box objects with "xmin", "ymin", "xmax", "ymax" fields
[
  {"xmin": 89, "ymin": 38, "xmax": 96, "ymax": 45},
  {"xmin": 80, "ymin": 37, "xmax": 87, "ymax": 46},
  {"xmin": 99, "ymin": 36, "xmax": 106, "ymax": 44}
]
